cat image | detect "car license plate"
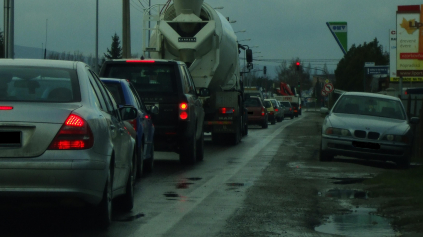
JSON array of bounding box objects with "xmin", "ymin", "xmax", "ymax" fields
[
  {"xmin": 0, "ymin": 131, "xmax": 21, "ymax": 147},
  {"xmin": 352, "ymin": 141, "xmax": 380, "ymax": 150}
]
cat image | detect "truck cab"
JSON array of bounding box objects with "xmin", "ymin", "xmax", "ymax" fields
[{"xmin": 100, "ymin": 59, "xmax": 205, "ymax": 164}]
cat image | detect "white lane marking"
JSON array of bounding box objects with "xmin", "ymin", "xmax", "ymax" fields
[{"xmin": 130, "ymin": 116, "xmax": 305, "ymax": 236}]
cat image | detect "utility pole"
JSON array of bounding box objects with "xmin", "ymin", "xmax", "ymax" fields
[
  {"xmin": 3, "ymin": 0, "xmax": 14, "ymax": 58},
  {"xmin": 95, "ymin": 0, "xmax": 99, "ymax": 72},
  {"xmin": 122, "ymin": 0, "xmax": 131, "ymax": 58}
]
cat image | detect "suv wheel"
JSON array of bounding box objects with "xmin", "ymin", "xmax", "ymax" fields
[
  {"xmin": 180, "ymin": 130, "xmax": 197, "ymax": 165},
  {"xmin": 196, "ymin": 131, "xmax": 204, "ymax": 161}
]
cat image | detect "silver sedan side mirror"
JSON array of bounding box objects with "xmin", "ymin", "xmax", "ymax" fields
[{"xmin": 320, "ymin": 107, "xmax": 329, "ymax": 115}]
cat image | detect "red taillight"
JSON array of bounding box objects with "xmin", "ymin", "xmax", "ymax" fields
[
  {"xmin": 48, "ymin": 114, "xmax": 94, "ymax": 150},
  {"xmin": 274, "ymin": 108, "xmax": 278, "ymax": 112},
  {"xmin": 65, "ymin": 115, "xmax": 84, "ymax": 127},
  {"xmin": 129, "ymin": 119, "xmax": 138, "ymax": 131},
  {"xmin": 0, "ymin": 106, "xmax": 13, "ymax": 110},
  {"xmin": 219, "ymin": 107, "xmax": 234, "ymax": 114},
  {"xmin": 180, "ymin": 111, "xmax": 188, "ymax": 120},
  {"xmin": 180, "ymin": 103, "xmax": 188, "ymax": 111},
  {"xmin": 261, "ymin": 107, "xmax": 265, "ymax": 116},
  {"xmin": 126, "ymin": 60, "xmax": 155, "ymax": 63},
  {"xmin": 144, "ymin": 114, "xmax": 150, "ymax": 119}
]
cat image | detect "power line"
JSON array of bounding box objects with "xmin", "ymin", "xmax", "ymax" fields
[{"xmin": 130, "ymin": 0, "xmax": 143, "ymax": 12}]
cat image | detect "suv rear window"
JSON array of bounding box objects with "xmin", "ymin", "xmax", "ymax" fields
[
  {"xmin": 245, "ymin": 98, "xmax": 261, "ymax": 107},
  {"xmin": 104, "ymin": 63, "xmax": 177, "ymax": 94},
  {"xmin": 0, "ymin": 66, "xmax": 80, "ymax": 102},
  {"xmin": 263, "ymin": 101, "xmax": 272, "ymax": 108},
  {"xmin": 281, "ymin": 102, "xmax": 291, "ymax": 107}
]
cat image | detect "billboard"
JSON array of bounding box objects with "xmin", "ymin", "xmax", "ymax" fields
[
  {"xmin": 326, "ymin": 22, "xmax": 348, "ymax": 55},
  {"xmin": 396, "ymin": 5, "xmax": 423, "ymax": 80}
]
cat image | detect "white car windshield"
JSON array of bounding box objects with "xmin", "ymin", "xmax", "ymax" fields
[{"xmin": 332, "ymin": 95, "xmax": 406, "ymax": 120}]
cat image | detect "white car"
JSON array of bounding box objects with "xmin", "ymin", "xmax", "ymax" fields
[
  {"xmin": 320, "ymin": 92, "xmax": 419, "ymax": 168},
  {"xmin": 0, "ymin": 59, "xmax": 138, "ymax": 227}
]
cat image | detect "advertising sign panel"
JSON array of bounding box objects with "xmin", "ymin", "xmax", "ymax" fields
[
  {"xmin": 326, "ymin": 22, "xmax": 348, "ymax": 55},
  {"xmin": 396, "ymin": 5, "xmax": 423, "ymax": 79}
]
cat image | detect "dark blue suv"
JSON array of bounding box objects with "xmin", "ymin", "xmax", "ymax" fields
[{"xmin": 101, "ymin": 78, "xmax": 157, "ymax": 178}]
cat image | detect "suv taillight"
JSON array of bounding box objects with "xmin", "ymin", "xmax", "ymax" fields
[
  {"xmin": 48, "ymin": 114, "xmax": 94, "ymax": 150},
  {"xmin": 179, "ymin": 102, "xmax": 189, "ymax": 120},
  {"xmin": 274, "ymin": 108, "xmax": 278, "ymax": 112},
  {"xmin": 261, "ymin": 107, "xmax": 265, "ymax": 116}
]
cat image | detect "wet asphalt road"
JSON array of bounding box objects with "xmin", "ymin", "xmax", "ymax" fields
[{"xmin": 0, "ymin": 111, "xmax": 399, "ymax": 237}]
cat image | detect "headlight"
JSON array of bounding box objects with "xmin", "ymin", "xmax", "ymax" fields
[
  {"xmin": 325, "ymin": 127, "xmax": 351, "ymax": 136},
  {"xmin": 384, "ymin": 134, "xmax": 409, "ymax": 143}
]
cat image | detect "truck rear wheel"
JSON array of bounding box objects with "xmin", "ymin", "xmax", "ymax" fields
[{"xmin": 230, "ymin": 119, "xmax": 241, "ymax": 145}]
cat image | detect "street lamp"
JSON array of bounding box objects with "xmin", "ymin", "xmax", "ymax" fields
[{"xmin": 238, "ymin": 38, "xmax": 251, "ymax": 42}]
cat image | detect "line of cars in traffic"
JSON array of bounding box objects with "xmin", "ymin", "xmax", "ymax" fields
[{"xmin": 244, "ymin": 96, "xmax": 301, "ymax": 128}]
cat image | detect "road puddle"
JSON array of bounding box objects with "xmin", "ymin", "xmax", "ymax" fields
[
  {"xmin": 114, "ymin": 213, "xmax": 145, "ymax": 222},
  {"xmin": 331, "ymin": 177, "xmax": 368, "ymax": 184},
  {"xmin": 315, "ymin": 207, "xmax": 396, "ymax": 236},
  {"xmin": 319, "ymin": 189, "xmax": 368, "ymax": 199}
]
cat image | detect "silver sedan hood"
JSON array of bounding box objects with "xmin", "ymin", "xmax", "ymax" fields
[{"xmin": 327, "ymin": 113, "xmax": 410, "ymax": 135}]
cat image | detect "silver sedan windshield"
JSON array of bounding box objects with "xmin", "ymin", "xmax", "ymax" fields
[{"xmin": 332, "ymin": 95, "xmax": 406, "ymax": 120}]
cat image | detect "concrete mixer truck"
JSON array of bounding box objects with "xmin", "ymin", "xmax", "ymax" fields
[{"xmin": 143, "ymin": 0, "xmax": 250, "ymax": 145}]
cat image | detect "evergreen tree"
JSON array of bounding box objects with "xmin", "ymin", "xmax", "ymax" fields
[
  {"xmin": 335, "ymin": 38, "xmax": 388, "ymax": 92},
  {"xmin": 104, "ymin": 33, "xmax": 122, "ymax": 59}
]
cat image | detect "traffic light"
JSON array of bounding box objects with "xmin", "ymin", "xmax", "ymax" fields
[
  {"xmin": 263, "ymin": 66, "xmax": 267, "ymax": 75},
  {"xmin": 295, "ymin": 62, "xmax": 300, "ymax": 71}
]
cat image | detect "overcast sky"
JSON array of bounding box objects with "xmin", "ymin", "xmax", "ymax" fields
[{"xmin": 0, "ymin": 0, "xmax": 420, "ymax": 77}]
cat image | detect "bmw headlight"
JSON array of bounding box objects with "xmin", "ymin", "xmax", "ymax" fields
[
  {"xmin": 384, "ymin": 134, "xmax": 409, "ymax": 144},
  {"xmin": 325, "ymin": 127, "xmax": 351, "ymax": 136}
]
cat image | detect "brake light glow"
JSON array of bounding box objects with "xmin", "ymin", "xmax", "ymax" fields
[
  {"xmin": 179, "ymin": 103, "xmax": 188, "ymax": 110},
  {"xmin": 48, "ymin": 114, "xmax": 94, "ymax": 150},
  {"xmin": 0, "ymin": 106, "xmax": 13, "ymax": 110},
  {"xmin": 126, "ymin": 60, "xmax": 155, "ymax": 63},
  {"xmin": 219, "ymin": 107, "xmax": 234, "ymax": 114},
  {"xmin": 274, "ymin": 108, "xmax": 278, "ymax": 112},
  {"xmin": 128, "ymin": 119, "xmax": 138, "ymax": 131},
  {"xmin": 144, "ymin": 114, "xmax": 150, "ymax": 119},
  {"xmin": 65, "ymin": 115, "xmax": 84, "ymax": 127},
  {"xmin": 180, "ymin": 111, "xmax": 188, "ymax": 120},
  {"xmin": 261, "ymin": 107, "xmax": 265, "ymax": 116}
]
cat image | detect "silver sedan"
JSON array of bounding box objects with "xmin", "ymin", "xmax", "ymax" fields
[
  {"xmin": 320, "ymin": 92, "xmax": 419, "ymax": 168},
  {"xmin": 0, "ymin": 59, "xmax": 138, "ymax": 227}
]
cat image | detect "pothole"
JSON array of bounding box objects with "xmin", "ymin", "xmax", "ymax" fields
[{"xmin": 315, "ymin": 207, "xmax": 395, "ymax": 236}]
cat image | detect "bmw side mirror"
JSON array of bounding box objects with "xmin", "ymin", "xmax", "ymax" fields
[
  {"xmin": 410, "ymin": 117, "xmax": 420, "ymax": 124},
  {"xmin": 320, "ymin": 107, "xmax": 329, "ymax": 115},
  {"xmin": 120, "ymin": 106, "xmax": 138, "ymax": 120}
]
